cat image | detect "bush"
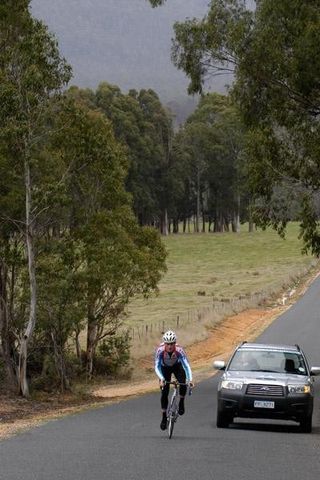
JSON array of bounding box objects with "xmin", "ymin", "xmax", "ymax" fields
[
  {"xmin": 30, "ymin": 354, "xmax": 58, "ymax": 391},
  {"xmin": 96, "ymin": 330, "xmax": 131, "ymax": 377},
  {"xmin": 0, "ymin": 358, "xmax": 7, "ymax": 385}
]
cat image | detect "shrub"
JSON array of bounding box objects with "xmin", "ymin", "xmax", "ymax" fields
[{"xmin": 96, "ymin": 330, "xmax": 131, "ymax": 376}]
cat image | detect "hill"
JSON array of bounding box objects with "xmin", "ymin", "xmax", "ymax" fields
[{"xmin": 31, "ymin": 0, "xmax": 229, "ymax": 123}]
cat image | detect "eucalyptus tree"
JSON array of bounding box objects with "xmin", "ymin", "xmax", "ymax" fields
[
  {"xmin": 0, "ymin": 151, "xmax": 25, "ymax": 387},
  {"xmin": 94, "ymin": 83, "xmax": 174, "ymax": 231},
  {"xmin": 182, "ymin": 93, "xmax": 246, "ymax": 232},
  {"xmin": 95, "ymin": 83, "xmax": 158, "ymax": 225},
  {"xmin": 137, "ymin": 88, "xmax": 174, "ymax": 234},
  {"xmin": 149, "ymin": 0, "xmax": 320, "ymax": 253},
  {"xmin": 148, "ymin": 0, "xmax": 166, "ymax": 5},
  {"xmin": 53, "ymin": 98, "xmax": 167, "ymax": 378},
  {"xmin": 0, "ymin": 0, "xmax": 71, "ymax": 395},
  {"xmin": 165, "ymin": 133, "xmax": 195, "ymax": 233}
]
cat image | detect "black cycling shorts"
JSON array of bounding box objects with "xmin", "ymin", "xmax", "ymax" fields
[{"xmin": 160, "ymin": 362, "xmax": 186, "ymax": 410}]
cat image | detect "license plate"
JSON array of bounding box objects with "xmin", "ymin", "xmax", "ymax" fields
[{"xmin": 254, "ymin": 400, "xmax": 275, "ymax": 409}]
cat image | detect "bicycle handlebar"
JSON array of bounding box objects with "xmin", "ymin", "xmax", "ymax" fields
[
  {"xmin": 160, "ymin": 380, "xmax": 193, "ymax": 395},
  {"xmin": 164, "ymin": 381, "xmax": 189, "ymax": 386}
]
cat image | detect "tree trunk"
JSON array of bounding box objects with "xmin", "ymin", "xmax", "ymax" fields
[
  {"xmin": 248, "ymin": 201, "xmax": 254, "ymax": 232},
  {"xmin": 51, "ymin": 331, "xmax": 70, "ymax": 391},
  {"xmin": 195, "ymin": 168, "xmax": 200, "ymax": 233},
  {"xmin": 202, "ymin": 211, "xmax": 206, "ymax": 233},
  {"xmin": 86, "ymin": 305, "xmax": 98, "ymax": 379},
  {"xmin": 75, "ymin": 328, "xmax": 82, "ymax": 361},
  {"xmin": 161, "ymin": 209, "xmax": 168, "ymax": 236},
  {"xmin": 231, "ymin": 209, "xmax": 240, "ymax": 233},
  {"xmin": 213, "ymin": 207, "xmax": 223, "ymax": 232},
  {"xmin": 235, "ymin": 193, "xmax": 241, "ymax": 233},
  {"xmin": 182, "ymin": 218, "xmax": 186, "ymax": 233},
  {"xmin": 18, "ymin": 158, "xmax": 37, "ymax": 397},
  {"xmin": 19, "ymin": 336, "xmax": 29, "ymax": 397},
  {"xmin": 0, "ymin": 261, "xmax": 17, "ymax": 389}
]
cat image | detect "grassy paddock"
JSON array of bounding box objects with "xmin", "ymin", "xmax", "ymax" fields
[{"xmin": 126, "ymin": 223, "xmax": 318, "ymax": 352}]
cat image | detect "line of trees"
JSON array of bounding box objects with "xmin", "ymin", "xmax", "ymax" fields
[{"xmin": 68, "ymin": 83, "xmax": 254, "ymax": 235}]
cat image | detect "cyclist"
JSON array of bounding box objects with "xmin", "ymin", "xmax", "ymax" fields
[{"xmin": 154, "ymin": 330, "xmax": 193, "ymax": 430}]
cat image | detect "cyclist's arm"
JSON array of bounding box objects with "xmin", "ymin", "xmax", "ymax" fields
[
  {"xmin": 179, "ymin": 349, "xmax": 193, "ymax": 382},
  {"xmin": 154, "ymin": 348, "xmax": 165, "ymax": 381}
]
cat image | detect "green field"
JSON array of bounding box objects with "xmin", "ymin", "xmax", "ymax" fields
[{"xmin": 125, "ymin": 223, "xmax": 317, "ymax": 336}]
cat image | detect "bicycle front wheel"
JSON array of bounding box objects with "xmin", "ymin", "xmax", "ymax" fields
[{"xmin": 168, "ymin": 414, "xmax": 175, "ymax": 439}]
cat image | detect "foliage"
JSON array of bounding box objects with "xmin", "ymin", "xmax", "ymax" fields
[
  {"xmin": 148, "ymin": 0, "xmax": 166, "ymax": 6},
  {"xmin": 95, "ymin": 83, "xmax": 174, "ymax": 228},
  {"xmin": 50, "ymin": 95, "xmax": 167, "ymax": 377},
  {"xmin": 0, "ymin": 0, "xmax": 72, "ymax": 395},
  {"xmin": 173, "ymin": 93, "xmax": 247, "ymax": 231},
  {"xmin": 98, "ymin": 331, "xmax": 131, "ymax": 376},
  {"xmin": 159, "ymin": 0, "xmax": 320, "ymax": 254},
  {"xmin": 0, "ymin": 2, "xmax": 167, "ymax": 392}
]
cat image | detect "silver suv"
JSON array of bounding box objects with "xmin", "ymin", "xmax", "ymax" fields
[{"xmin": 214, "ymin": 342, "xmax": 320, "ymax": 432}]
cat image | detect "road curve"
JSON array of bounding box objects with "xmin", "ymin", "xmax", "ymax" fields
[{"xmin": 1, "ymin": 277, "xmax": 320, "ymax": 480}]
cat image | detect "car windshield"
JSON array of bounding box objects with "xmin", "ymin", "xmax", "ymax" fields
[{"xmin": 228, "ymin": 350, "xmax": 307, "ymax": 375}]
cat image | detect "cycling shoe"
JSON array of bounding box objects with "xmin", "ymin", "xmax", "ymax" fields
[
  {"xmin": 178, "ymin": 400, "xmax": 185, "ymax": 416},
  {"xmin": 160, "ymin": 417, "xmax": 167, "ymax": 430}
]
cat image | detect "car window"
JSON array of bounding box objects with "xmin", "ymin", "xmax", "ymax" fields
[{"xmin": 228, "ymin": 350, "xmax": 307, "ymax": 374}]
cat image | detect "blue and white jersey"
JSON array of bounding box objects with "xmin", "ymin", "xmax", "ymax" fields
[{"xmin": 154, "ymin": 343, "xmax": 192, "ymax": 382}]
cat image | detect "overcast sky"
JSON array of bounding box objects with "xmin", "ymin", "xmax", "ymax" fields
[{"xmin": 31, "ymin": 0, "xmax": 228, "ymax": 102}]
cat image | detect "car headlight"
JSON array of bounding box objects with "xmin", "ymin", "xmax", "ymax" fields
[
  {"xmin": 221, "ymin": 380, "xmax": 243, "ymax": 390},
  {"xmin": 288, "ymin": 384, "xmax": 311, "ymax": 394}
]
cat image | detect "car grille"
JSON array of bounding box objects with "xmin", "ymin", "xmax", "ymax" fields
[{"xmin": 246, "ymin": 384, "xmax": 284, "ymax": 396}]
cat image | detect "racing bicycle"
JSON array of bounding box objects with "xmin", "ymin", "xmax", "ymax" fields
[{"xmin": 164, "ymin": 381, "xmax": 192, "ymax": 439}]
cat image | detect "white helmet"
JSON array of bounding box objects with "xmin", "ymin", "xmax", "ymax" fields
[{"xmin": 163, "ymin": 330, "xmax": 176, "ymax": 343}]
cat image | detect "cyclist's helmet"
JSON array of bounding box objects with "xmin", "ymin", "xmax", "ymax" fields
[{"xmin": 163, "ymin": 330, "xmax": 176, "ymax": 343}]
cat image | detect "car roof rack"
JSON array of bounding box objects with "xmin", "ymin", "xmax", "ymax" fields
[{"xmin": 295, "ymin": 344, "xmax": 301, "ymax": 351}]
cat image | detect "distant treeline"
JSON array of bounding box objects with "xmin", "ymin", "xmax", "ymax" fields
[{"xmin": 68, "ymin": 83, "xmax": 257, "ymax": 235}]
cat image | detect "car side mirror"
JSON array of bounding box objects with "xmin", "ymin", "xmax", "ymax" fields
[
  {"xmin": 310, "ymin": 367, "xmax": 320, "ymax": 376},
  {"xmin": 213, "ymin": 360, "xmax": 226, "ymax": 370}
]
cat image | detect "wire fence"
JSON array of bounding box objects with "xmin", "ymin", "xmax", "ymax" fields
[
  {"xmin": 126, "ymin": 261, "xmax": 319, "ymax": 348},
  {"xmin": 128, "ymin": 290, "xmax": 274, "ymax": 343}
]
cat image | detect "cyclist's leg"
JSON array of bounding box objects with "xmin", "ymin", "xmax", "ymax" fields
[
  {"xmin": 160, "ymin": 367, "xmax": 172, "ymax": 430},
  {"xmin": 161, "ymin": 367, "xmax": 172, "ymax": 410},
  {"xmin": 173, "ymin": 364, "xmax": 186, "ymax": 415}
]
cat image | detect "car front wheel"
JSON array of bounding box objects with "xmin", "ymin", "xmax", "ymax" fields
[
  {"xmin": 216, "ymin": 410, "xmax": 232, "ymax": 428},
  {"xmin": 299, "ymin": 414, "xmax": 312, "ymax": 433}
]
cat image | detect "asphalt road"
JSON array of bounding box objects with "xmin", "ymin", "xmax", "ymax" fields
[{"xmin": 2, "ymin": 277, "xmax": 320, "ymax": 480}]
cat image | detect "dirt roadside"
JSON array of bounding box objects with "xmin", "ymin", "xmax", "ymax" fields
[{"xmin": 0, "ymin": 267, "xmax": 318, "ymax": 439}]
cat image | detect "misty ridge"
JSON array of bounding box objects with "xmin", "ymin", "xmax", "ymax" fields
[{"xmin": 31, "ymin": 0, "xmax": 229, "ymax": 124}]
